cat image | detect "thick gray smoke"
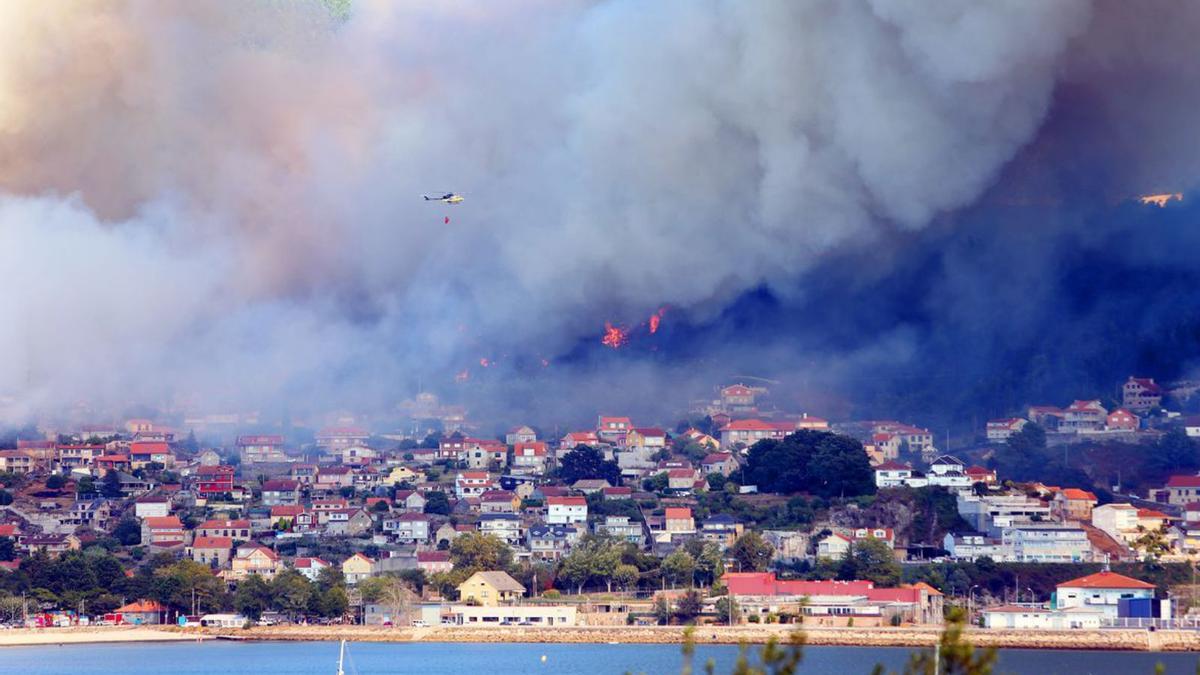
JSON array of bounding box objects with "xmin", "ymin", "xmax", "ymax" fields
[{"xmin": 0, "ymin": 1, "xmax": 1192, "ymax": 426}]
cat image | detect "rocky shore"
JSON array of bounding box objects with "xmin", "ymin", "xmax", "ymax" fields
[
  {"xmin": 0, "ymin": 626, "xmax": 206, "ymax": 647},
  {"xmin": 168, "ymin": 624, "xmax": 1200, "ymax": 652}
]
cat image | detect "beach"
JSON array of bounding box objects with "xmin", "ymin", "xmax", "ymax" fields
[{"xmin": 0, "ymin": 626, "xmax": 206, "ymax": 648}]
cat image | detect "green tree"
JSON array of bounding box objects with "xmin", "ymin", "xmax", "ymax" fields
[
  {"xmin": 653, "ymin": 596, "xmax": 671, "ymax": 625},
  {"xmin": 714, "ymin": 594, "xmax": 740, "ymax": 625},
  {"xmin": 845, "ymin": 538, "xmax": 901, "ymax": 587},
  {"xmin": 558, "ymin": 536, "xmax": 622, "ymax": 593},
  {"xmin": 101, "ymin": 470, "xmax": 124, "ymax": 499},
  {"xmin": 661, "ymin": 550, "xmax": 697, "ymax": 587},
  {"xmin": 613, "ymin": 563, "xmax": 640, "ymax": 591},
  {"xmin": 76, "ymin": 476, "xmax": 96, "ymax": 495},
  {"xmin": 424, "ymin": 491, "xmax": 451, "ymax": 515},
  {"xmin": 674, "ymin": 589, "xmax": 702, "ymax": 623},
  {"xmin": 112, "ymin": 518, "xmax": 142, "ymax": 546},
  {"xmin": 558, "ymin": 445, "xmax": 621, "ymax": 486},
  {"xmin": 1150, "ymin": 426, "xmax": 1198, "ymax": 475},
  {"xmin": 743, "ymin": 431, "xmax": 874, "ymax": 497},
  {"xmin": 270, "ymin": 569, "xmax": 313, "ymax": 619},
  {"xmin": 233, "ymin": 574, "xmax": 272, "ymax": 620},
  {"xmin": 449, "ymin": 532, "xmax": 512, "ymax": 574},
  {"xmin": 153, "ymin": 560, "xmax": 226, "ymax": 614},
  {"xmin": 0, "ymin": 489, "xmax": 11, "ymax": 506},
  {"xmin": 0, "ymin": 535, "xmax": 14, "ymax": 561},
  {"xmin": 730, "ymin": 531, "xmax": 775, "ymax": 573},
  {"xmin": 45, "ymin": 474, "xmax": 66, "ymax": 490}
]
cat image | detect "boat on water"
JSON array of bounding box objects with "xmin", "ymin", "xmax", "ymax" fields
[{"xmin": 336, "ymin": 639, "xmax": 346, "ymax": 675}]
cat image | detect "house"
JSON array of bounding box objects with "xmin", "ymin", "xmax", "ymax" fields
[
  {"xmin": 261, "ymin": 479, "xmax": 300, "ymax": 506},
  {"xmin": 315, "ymin": 466, "xmax": 354, "ymax": 491},
  {"xmin": 597, "ymin": 416, "xmax": 633, "ymax": 446},
  {"xmin": 701, "ymin": 514, "xmax": 743, "ymax": 547},
  {"xmin": 864, "ymin": 433, "xmax": 902, "ymax": 464},
  {"xmin": 237, "ymin": 435, "xmax": 287, "ymax": 463},
  {"xmin": 381, "ymin": 466, "xmax": 422, "ymax": 487},
  {"xmin": 384, "ymin": 513, "xmax": 431, "ymax": 543},
  {"xmin": 602, "ymin": 486, "xmax": 633, "ymax": 501},
  {"xmin": 393, "ymin": 490, "xmax": 428, "ymax": 513},
  {"xmin": 874, "ymin": 461, "xmax": 916, "ymax": 489},
  {"xmin": 455, "ymin": 471, "xmax": 493, "ymax": 499},
  {"xmin": 69, "ymin": 498, "xmax": 113, "ymax": 530},
  {"xmin": 720, "ymin": 384, "xmax": 757, "ymax": 411},
  {"xmin": 983, "ymin": 604, "xmax": 1104, "ymax": 630},
  {"xmin": 134, "ymin": 494, "xmax": 171, "ymax": 519},
  {"xmin": 291, "ymin": 464, "xmax": 318, "ymax": 486},
  {"xmin": 1092, "ymin": 503, "xmax": 1141, "ymax": 543},
  {"xmin": 1002, "ymin": 523, "xmax": 1092, "ymax": 563},
  {"xmin": 943, "ymin": 533, "xmax": 1010, "ymax": 562},
  {"xmin": 1123, "ymin": 377, "xmax": 1163, "ymax": 413},
  {"xmin": 480, "ymin": 490, "xmax": 519, "ymax": 514},
  {"xmin": 114, "ymin": 600, "xmax": 167, "ymax": 625},
  {"xmin": 986, "ymin": 418, "xmax": 1028, "ymax": 442},
  {"xmin": 680, "ymin": 428, "xmax": 721, "ymax": 451},
  {"xmin": 1062, "ymin": 400, "xmax": 1107, "ymax": 433},
  {"xmin": 528, "ymin": 524, "xmax": 579, "ymax": 560},
  {"xmin": 0, "ymin": 449, "xmax": 35, "ymax": 474},
  {"xmin": 561, "ymin": 430, "xmax": 600, "ymax": 449},
  {"xmin": 571, "ymin": 479, "xmax": 611, "ymax": 495},
  {"xmin": 479, "ymin": 513, "xmax": 523, "ymax": 545},
  {"xmin": 129, "ymin": 441, "xmax": 173, "ymax": 469},
  {"xmin": 506, "ymin": 425, "xmax": 538, "ymax": 445},
  {"xmin": 719, "ymin": 420, "xmax": 795, "ymax": 449},
  {"xmin": 457, "ymin": 570, "xmax": 525, "ymax": 606},
  {"xmin": 316, "ymin": 427, "xmax": 370, "ymax": 451},
  {"xmin": 1028, "ymin": 406, "xmax": 1064, "ymax": 431},
  {"xmin": 269, "ymin": 504, "xmax": 306, "ymax": 528},
  {"xmin": 189, "ymin": 536, "xmax": 234, "ymax": 568},
  {"xmin": 462, "ymin": 438, "xmax": 507, "ymax": 470},
  {"xmin": 294, "ymin": 557, "xmax": 332, "ymax": 582},
  {"xmin": 626, "ymin": 428, "xmax": 667, "ymax": 451},
  {"xmin": 594, "ymin": 515, "xmax": 644, "ymax": 545},
  {"xmin": 1051, "ymin": 488, "xmax": 1099, "ymax": 522},
  {"xmin": 194, "ymin": 465, "xmax": 235, "ymax": 496},
  {"xmin": 794, "ymin": 413, "xmax": 830, "ymax": 431},
  {"xmin": 1055, "ymin": 571, "xmax": 1155, "ymax": 618},
  {"xmin": 511, "ymin": 442, "xmax": 548, "ymax": 474},
  {"xmin": 667, "ymin": 468, "xmax": 700, "ymax": 492},
  {"xmin": 341, "ymin": 552, "xmax": 376, "ymax": 584},
  {"xmin": 229, "ymin": 544, "xmax": 281, "ymax": 580},
  {"xmin": 665, "ymin": 507, "xmax": 695, "ymax": 534},
  {"xmin": 546, "ymin": 496, "xmax": 587, "ymax": 524},
  {"xmin": 722, "ymin": 573, "xmax": 943, "ymax": 625},
  {"xmin": 417, "ymin": 550, "xmax": 453, "ymax": 575},
  {"xmin": 701, "ymin": 453, "xmax": 737, "ymax": 477},
  {"xmin": 1160, "ymin": 475, "xmax": 1200, "ymax": 506},
  {"xmin": 339, "ymin": 444, "xmax": 377, "ymax": 467},
  {"xmin": 196, "ymin": 519, "xmax": 252, "ymax": 541},
  {"xmin": 325, "ymin": 508, "xmax": 374, "ymax": 536},
  {"xmin": 964, "ymin": 465, "xmax": 998, "ymax": 487},
  {"xmin": 21, "ymin": 534, "xmax": 81, "ymax": 555},
  {"xmin": 871, "ymin": 422, "xmax": 937, "ymax": 460},
  {"xmin": 817, "ymin": 528, "xmax": 893, "ymax": 560},
  {"xmin": 141, "ymin": 516, "xmax": 185, "ymax": 546},
  {"xmin": 1103, "ymin": 408, "xmax": 1139, "ymax": 432}
]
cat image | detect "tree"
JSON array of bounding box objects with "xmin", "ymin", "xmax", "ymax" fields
[
  {"xmin": 674, "ymin": 589, "xmax": 702, "ymax": 623},
  {"xmin": 360, "ymin": 575, "xmax": 417, "ymax": 627},
  {"xmin": 1151, "ymin": 426, "xmax": 1198, "ymax": 475},
  {"xmin": 101, "ymin": 470, "xmax": 124, "ymax": 499},
  {"xmin": 75, "ymin": 476, "xmax": 96, "ymax": 495},
  {"xmin": 714, "ymin": 594, "xmax": 739, "ymax": 625},
  {"xmin": 558, "ymin": 536, "xmax": 622, "ymax": 593},
  {"xmin": 270, "ymin": 569, "xmax": 313, "ymax": 619},
  {"xmin": 743, "ymin": 431, "xmax": 874, "ymax": 498},
  {"xmin": 153, "ymin": 560, "xmax": 226, "ymax": 614},
  {"xmin": 730, "ymin": 531, "xmax": 774, "ymax": 573},
  {"xmin": 0, "ymin": 535, "xmax": 14, "ymax": 561},
  {"xmin": 424, "ymin": 491, "xmax": 451, "ymax": 515},
  {"xmin": 45, "ymin": 474, "xmax": 66, "ymax": 490},
  {"xmin": 661, "ymin": 550, "xmax": 697, "ymax": 587},
  {"xmin": 112, "ymin": 518, "xmax": 142, "ymax": 546},
  {"xmin": 642, "ymin": 472, "xmax": 669, "ymax": 493},
  {"xmin": 0, "ymin": 490, "xmax": 11, "ymax": 506},
  {"xmin": 653, "ymin": 596, "xmax": 671, "ymax": 625},
  {"xmin": 558, "ymin": 445, "xmax": 621, "ymax": 486},
  {"xmin": 449, "ymin": 532, "xmax": 512, "ymax": 574},
  {"xmin": 182, "ymin": 430, "xmax": 200, "ymax": 453},
  {"xmin": 845, "ymin": 538, "xmax": 901, "ymax": 587},
  {"xmin": 234, "ymin": 574, "xmax": 272, "ymax": 620},
  {"xmin": 613, "ymin": 563, "xmax": 640, "ymax": 591}
]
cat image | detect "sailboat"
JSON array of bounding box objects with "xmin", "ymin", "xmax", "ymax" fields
[{"xmin": 336, "ymin": 639, "xmax": 346, "ymax": 675}]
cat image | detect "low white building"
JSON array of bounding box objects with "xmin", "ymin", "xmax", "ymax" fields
[
  {"xmin": 546, "ymin": 496, "xmax": 587, "ymax": 524},
  {"xmin": 942, "ymin": 533, "xmax": 1011, "ymax": 562},
  {"xmin": 1054, "ymin": 571, "xmax": 1155, "ymax": 619},
  {"xmin": 1002, "ymin": 523, "xmax": 1092, "ymax": 563},
  {"xmin": 983, "ymin": 605, "xmax": 1104, "ymax": 630}
]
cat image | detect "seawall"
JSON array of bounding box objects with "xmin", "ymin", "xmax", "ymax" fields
[{"xmin": 169, "ymin": 624, "xmax": 1200, "ymax": 652}]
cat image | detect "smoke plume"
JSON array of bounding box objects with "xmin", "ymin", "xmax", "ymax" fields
[{"xmin": 0, "ymin": 1, "xmax": 1196, "ymax": 428}]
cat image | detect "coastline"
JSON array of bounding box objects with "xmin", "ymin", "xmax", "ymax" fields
[
  {"xmin": 0, "ymin": 627, "xmax": 208, "ymax": 648},
  {"xmin": 155, "ymin": 624, "xmax": 1200, "ymax": 652}
]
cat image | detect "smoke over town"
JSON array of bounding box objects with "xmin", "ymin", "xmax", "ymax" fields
[{"xmin": 1, "ymin": 1, "xmax": 1199, "ymax": 427}]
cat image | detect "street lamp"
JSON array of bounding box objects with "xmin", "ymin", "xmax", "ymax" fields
[
  {"xmin": 969, "ymin": 585, "xmax": 980, "ymax": 618},
  {"xmin": 1025, "ymin": 588, "xmax": 1035, "ymax": 606}
]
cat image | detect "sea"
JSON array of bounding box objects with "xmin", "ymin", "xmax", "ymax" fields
[{"xmin": 1, "ymin": 641, "xmax": 1197, "ymax": 675}]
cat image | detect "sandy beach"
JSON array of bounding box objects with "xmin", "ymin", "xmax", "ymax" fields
[{"xmin": 0, "ymin": 627, "xmax": 207, "ymax": 648}]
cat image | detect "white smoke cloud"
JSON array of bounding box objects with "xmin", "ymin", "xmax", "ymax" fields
[{"xmin": 0, "ymin": 0, "xmax": 1160, "ymax": 424}]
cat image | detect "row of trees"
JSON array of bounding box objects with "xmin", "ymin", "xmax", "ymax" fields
[{"xmin": 742, "ymin": 430, "xmax": 875, "ymax": 498}]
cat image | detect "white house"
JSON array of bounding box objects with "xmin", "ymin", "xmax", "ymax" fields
[
  {"xmin": 983, "ymin": 605, "xmax": 1104, "ymax": 630},
  {"xmin": 1091, "ymin": 503, "xmax": 1140, "ymax": 544},
  {"xmin": 1001, "ymin": 523, "xmax": 1091, "ymax": 563},
  {"xmin": 546, "ymin": 496, "xmax": 587, "ymax": 524},
  {"xmin": 986, "ymin": 418, "xmax": 1027, "ymax": 442},
  {"xmin": 1054, "ymin": 571, "xmax": 1155, "ymax": 619}
]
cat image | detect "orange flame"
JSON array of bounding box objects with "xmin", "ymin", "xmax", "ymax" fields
[
  {"xmin": 479, "ymin": 358, "xmax": 491, "ymax": 367},
  {"xmin": 648, "ymin": 307, "xmax": 666, "ymax": 334},
  {"xmin": 602, "ymin": 322, "xmax": 628, "ymax": 349},
  {"xmin": 1140, "ymin": 193, "xmax": 1182, "ymax": 207}
]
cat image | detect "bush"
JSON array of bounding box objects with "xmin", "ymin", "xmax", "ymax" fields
[
  {"xmin": 890, "ymin": 614, "xmax": 902, "ymax": 626},
  {"xmin": 747, "ymin": 614, "xmax": 761, "ymax": 624},
  {"xmin": 765, "ymin": 613, "xmax": 778, "ymax": 624},
  {"xmin": 542, "ymin": 589, "xmax": 561, "ymax": 600}
]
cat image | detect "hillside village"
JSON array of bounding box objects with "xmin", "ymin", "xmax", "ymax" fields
[{"xmin": 1, "ymin": 378, "xmax": 1200, "ymax": 630}]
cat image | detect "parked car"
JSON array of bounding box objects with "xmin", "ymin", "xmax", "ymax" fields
[{"xmin": 411, "ymin": 620, "xmax": 428, "ymax": 628}]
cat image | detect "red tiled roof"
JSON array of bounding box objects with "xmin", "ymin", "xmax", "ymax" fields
[
  {"xmin": 417, "ymin": 551, "xmax": 450, "ymax": 563},
  {"xmin": 665, "ymin": 507, "xmax": 692, "ymax": 519},
  {"xmin": 1057, "ymin": 571, "xmax": 1154, "ymax": 590},
  {"xmin": 875, "ymin": 461, "xmax": 910, "ymax": 471},
  {"xmin": 1137, "ymin": 508, "xmax": 1173, "ymax": 520},
  {"xmin": 547, "ymin": 496, "xmax": 586, "ymax": 507},
  {"xmin": 721, "ymin": 419, "xmax": 793, "ymax": 432},
  {"xmin": 116, "ymin": 600, "xmax": 168, "ymax": 614},
  {"xmin": 1167, "ymin": 475, "xmax": 1200, "ymax": 488},
  {"xmin": 1060, "ymin": 488, "xmax": 1098, "ymax": 501},
  {"xmin": 198, "ymin": 519, "xmax": 250, "ymax": 530},
  {"xmin": 191, "ymin": 536, "xmax": 233, "ymax": 549},
  {"xmin": 142, "ymin": 516, "xmax": 183, "ymax": 529}
]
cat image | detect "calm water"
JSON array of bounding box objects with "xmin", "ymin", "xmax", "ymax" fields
[{"xmin": 1, "ymin": 641, "xmax": 1198, "ymax": 675}]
